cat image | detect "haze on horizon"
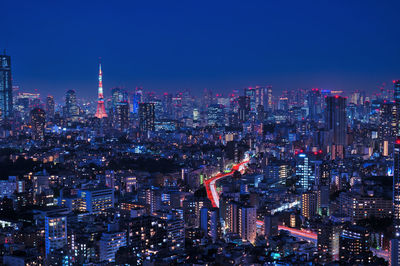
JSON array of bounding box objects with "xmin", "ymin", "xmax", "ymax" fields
[{"xmin": 2, "ymin": 0, "xmax": 400, "ymax": 100}]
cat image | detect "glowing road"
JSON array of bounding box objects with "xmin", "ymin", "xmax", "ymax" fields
[
  {"xmin": 256, "ymin": 220, "xmax": 317, "ymax": 242},
  {"xmin": 277, "ymin": 225, "xmax": 317, "ymax": 241},
  {"xmin": 204, "ymin": 159, "xmax": 250, "ymax": 208}
]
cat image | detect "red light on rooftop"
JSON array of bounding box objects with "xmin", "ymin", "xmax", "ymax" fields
[
  {"xmin": 396, "ymin": 139, "xmax": 400, "ymax": 144},
  {"xmin": 335, "ymin": 95, "xmax": 339, "ymax": 99},
  {"xmin": 314, "ymin": 152, "xmax": 318, "ymax": 155}
]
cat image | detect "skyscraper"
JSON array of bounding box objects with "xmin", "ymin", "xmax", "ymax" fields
[
  {"xmin": 46, "ymin": 95, "xmax": 55, "ymax": 120},
  {"xmin": 308, "ymin": 88, "xmax": 322, "ymax": 120},
  {"xmin": 244, "ymin": 87, "xmax": 256, "ymax": 112},
  {"xmin": 64, "ymin": 90, "xmax": 79, "ymax": 118},
  {"xmin": 301, "ymin": 191, "xmax": 318, "ymax": 219},
  {"xmin": 392, "ymin": 139, "xmax": 400, "ymax": 266},
  {"xmin": 325, "ymin": 96, "xmax": 347, "ymax": 159},
  {"xmin": 30, "ymin": 108, "xmax": 46, "ymax": 140},
  {"xmin": 95, "ymin": 63, "xmax": 107, "ymax": 119},
  {"xmin": 139, "ymin": 103, "xmax": 155, "ymax": 132},
  {"xmin": 394, "ymin": 80, "xmax": 400, "ymax": 136},
  {"xmin": 238, "ymin": 96, "xmax": 250, "ymax": 123},
  {"xmin": 207, "ymin": 104, "xmax": 225, "ymax": 127},
  {"xmin": 115, "ymin": 102, "xmax": 129, "ymax": 132},
  {"xmin": 0, "ymin": 54, "xmax": 13, "ymax": 122},
  {"xmin": 266, "ymin": 86, "xmax": 273, "ymax": 112},
  {"xmin": 239, "ymin": 205, "xmax": 256, "ymax": 243},
  {"xmin": 296, "ymin": 152, "xmax": 314, "ymax": 192}
]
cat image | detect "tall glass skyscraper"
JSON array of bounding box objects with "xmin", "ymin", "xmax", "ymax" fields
[
  {"xmin": 0, "ymin": 54, "xmax": 13, "ymax": 123},
  {"xmin": 325, "ymin": 96, "xmax": 347, "ymax": 159}
]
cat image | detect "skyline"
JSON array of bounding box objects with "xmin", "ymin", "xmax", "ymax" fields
[{"xmin": 3, "ymin": 0, "xmax": 400, "ymax": 98}]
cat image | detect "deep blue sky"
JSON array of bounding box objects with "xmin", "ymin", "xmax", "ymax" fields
[{"xmin": 2, "ymin": 0, "xmax": 400, "ymax": 100}]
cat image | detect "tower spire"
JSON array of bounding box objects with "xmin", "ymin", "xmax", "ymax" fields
[{"xmin": 95, "ymin": 60, "xmax": 107, "ymax": 119}]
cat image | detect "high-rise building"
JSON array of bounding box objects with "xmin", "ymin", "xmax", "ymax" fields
[
  {"xmin": 238, "ymin": 96, "xmax": 250, "ymax": 123},
  {"xmin": 318, "ymin": 221, "xmax": 342, "ymax": 263},
  {"xmin": 0, "ymin": 54, "xmax": 13, "ymax": 122},
  {"xmin": 308, "ymin": 88, "xmax": 322, "ymax": 120},
  {"xmin": 392, "ymin": 136, "xmax": 400, "ymax": 265},
  {"xmin": 127, "ymin": 216, "xmax": 167, "ymax": 256},
  {"xmin": 30, "ymin": 108, "xmax": 46, "ymax": 140},
  {"xmin": 162, "ymin": 92, "xmax": 173, "ymax": 118},
  {"xmin": 95, "ymin": 63, "xmax": 107, "ymax": 119},
  {"xmin": 45, "ymin": 215, "xmax": 67, "ymax": 256},
  {"xmin": 207, "ymin": 104, "xmax": 225, "ymax": 127},
  {"xmin": 99, "ymin": 230, "xmax": 127, "ymax": 262},
  {"xmin": 325, "ymin": 96, "xmax": 347, "ymax": 159},
  {"xmin": 166, "ymin": 217, "xmax": 185, "ymax": 251},
  {"xmin": 64, "ymin": 90, "xmax": 79, "ymax": 118},
  {"xmin": 115, "ymin": 102, "xmax": 129, "ymax": 132},
  {"xmin": 200, "ymin": 207, "xmax": 220, "ymax": 243},
  {"xmin": 394, "ymin": 80, "xmax": 400, "ymax": 136},
  {"xmin": 239, "ymin": 205, "xmax": 256, "ymax": 243},
  {"xmin": 139, "ymin": 103, "xmax": 155, "ymax": 132},
  {"xmin": 266, "ymin": 86, "xmax": 273, "ymax": 112},
  {"xmin": 46, "ymin": 95, "xmax": 55, "ymax": 120},
  {"xmin": 392, "ymin": 138, "xmax": 400, "ymax": 265},
  {"xmin": 339, "ymin": 225, "xmax": 372, "ymax": 264},
  {"xmin": 244, "ymin": 87, "xmax": 256, "ymax": 112},
  {"xmin": 296, "ymin": 153, "xmax": 314, "ymax": 192},
  {"xmin": 301, "ymin": 191, "xmax": 318, "ymax": 219}
]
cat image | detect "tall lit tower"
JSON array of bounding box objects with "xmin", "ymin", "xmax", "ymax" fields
[
  {"xmin": 391, "ymin": 138, "xmax": 400, "ymax": 266},
  {"xmin": 95, "ymin": 63, "xmax": 108, "ymax": 119},
  {"xmin": 392, "ymin": 80, "xmax": 400, "ymax": 266}
]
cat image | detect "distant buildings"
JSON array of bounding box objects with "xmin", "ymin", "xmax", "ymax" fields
[
  {"xmin": 115, "ymin": 102, "xmax": 129, "ymax": 131},
  {"xmin": 325, "ymin": 96, "xmax": 347, "ymax": 159},
  {"xmin": 0, "ymin": 53, "xmax": 13, "ymax": 123},
  {"xmin": 46, "ymin": 95, "xmax": 55, "ymax": 120},
  {"xmin": 63, "ymin": 89, "xmax": 79, "ymax": 119},
  {"xmin": 139, "ymin": 102, "xmax": 155, "ymax": 132},
  {"xmin": 30, "ymin": 107, "xmax": 45, "ymax": 140}
]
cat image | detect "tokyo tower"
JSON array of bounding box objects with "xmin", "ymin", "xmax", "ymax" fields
[{"xmin": 95, "ymin": 63, "xmax": 108, "ymax": 119}]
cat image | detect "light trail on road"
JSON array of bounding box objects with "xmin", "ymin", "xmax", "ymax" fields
[{"xmin": 204, "ymin": 159, "xmax": 249, "ymax": 207}]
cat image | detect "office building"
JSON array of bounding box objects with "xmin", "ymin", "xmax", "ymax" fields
[
  {"xmin": 207, "ymin": 104, "xmax": 225, "ymax": 127},
  {"xmin": 0, "ymin": 53, "xmax": 13, "ymax": 122},
  {"xmin": 46, "ymin": 95, "xmax": 55, "ymax": 119},
  {"xmin": 30, "ymin": 108, "xmax": 45, "ymax": 140},
  {"xmin": 339, "ymin": 225, "xmax": 372, "ymax": 264},
  {"xmin": 239, "ymin": 205, "xmax": 256, "ymax": 243},
  {"xmin": 115, "ymin": 101, "xmax": 129, "ymax": 131},
  {"xmin": 78, "ymin": 187, "xmax": 114, "ymax": 213},
  {"xmin": 325, "ymin": 96, "xmax": 347, "ymax": 159},
  {"xmin": 64, "ymin": 90, "xmax": 79, "ymax": 118},
  {"xmin": 238, "ymin": 96, "xmax": 250, "ymax": 122},
  {"xmin": 301, "ymin": 191, "xmax": 318, "ymax": 219},
  {"xmin": 296, "ymin": 153, "xmax": 314, "ymax": 192},
  {"xmin": 139, "ymin": 102, "xmax": 155, "ymax": 132},
  {"xmin": 392, "ymin": 138, "xmax": 400, "ymax": 265}
]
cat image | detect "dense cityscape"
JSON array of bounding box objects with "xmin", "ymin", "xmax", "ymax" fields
[{"xmin": 0, "ymin": 50, "xmax": 400, "ymax": 265}]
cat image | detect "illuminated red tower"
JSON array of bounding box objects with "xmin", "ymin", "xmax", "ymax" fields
[{"xmin": 95, "ymin": 63, "xmax": 107, "ymax": 119}]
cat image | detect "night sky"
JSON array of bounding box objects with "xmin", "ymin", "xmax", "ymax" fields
[{"xmin": 2, "ymin": 0, "xmax": 400, "ymax": 100}]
